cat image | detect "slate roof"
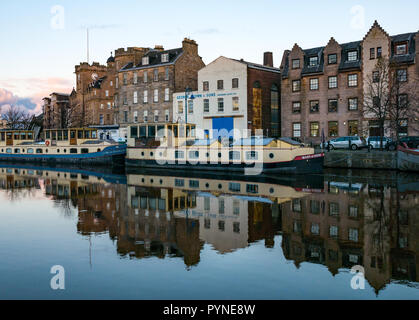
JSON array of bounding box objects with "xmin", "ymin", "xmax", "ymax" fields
[
  {"xmin": 301, "ymin": 47, "xmax": 324, "ymax": 75},
  {"xmin": 121, "ymin": 48, "xmax": 184, "ymax": 71},
  {"xmin": 390, "ymin": 32, "xmax": 416, "ymax": 65},
  {"xmin": 233, "ymin": 59, "xmax": 281, "ymax": 73},
  {"xmin": 338, "ymin": 41, "xmax": 362, "ymax": 71}
]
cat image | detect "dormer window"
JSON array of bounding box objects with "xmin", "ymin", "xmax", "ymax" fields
[
  {"xmin": 292, "ymin": 59, "xmax": 300, "ymax": 69},
  {"xmin": 161, "ymin": 53, "xmax": 169, "ymax": 63},
  {"xmin": 142, "ymin": 56, "xmax": 149, "ymax": 65},
  {"xmin": 347, "ymin": 50, "xmax": 358, "ymax": 62},
  {"xmin": 395, "ymin": 43, "xmax": 407, "ymax": 55},
  {"xmin": 309, "ymin": 56, "xmax": 318, "ymax": 67}
]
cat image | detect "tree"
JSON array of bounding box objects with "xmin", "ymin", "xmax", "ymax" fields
[
  {"xmin": 363, "ymin": 58, "xmax": 392, "ymax": 150},
  {"xmin": 2, "ymin": 105, "xmax": 33, "ymax": 130}
]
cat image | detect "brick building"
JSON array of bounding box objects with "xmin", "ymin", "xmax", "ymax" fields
[
  {"xmin": 173, "ymin": 53, "xmax": 281, "ymax": 139},
  {"xmin": 115, "ymin": 38, "xmax": 205, "ymax": 136},
  {"xmin": 42, "ymin": 92, "xmax": 70, "ymax": 129},
  {"xmin": 280, "ymin": 21, "xmax": 419, "ymax": 145}
]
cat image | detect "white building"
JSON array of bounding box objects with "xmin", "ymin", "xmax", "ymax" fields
[{"xmin": 173, "ymin": 56, "xmax": 281, "ymax": 139}]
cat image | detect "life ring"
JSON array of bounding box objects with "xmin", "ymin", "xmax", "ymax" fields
[{"xmin": 45, "ymin": 141, "xmax": 50, "ymax": 147}]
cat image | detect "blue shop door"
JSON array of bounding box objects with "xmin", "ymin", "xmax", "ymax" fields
[{"xmin": 212, "ymin": 117, "xmax": 234, "ymax": 138}]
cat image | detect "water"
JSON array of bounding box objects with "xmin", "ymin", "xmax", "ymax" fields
[{"xmin": 0, "ymin": 165, "xmax": 418, "ymax": 300}]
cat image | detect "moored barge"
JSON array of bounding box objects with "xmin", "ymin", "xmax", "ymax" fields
[
  {"xmin": 125, "ymin": 123, "xmax": 324, "ymax": 175},
  {"xmin": 0, "ymin": 128, "xmax": 126, "ymax": 165}
]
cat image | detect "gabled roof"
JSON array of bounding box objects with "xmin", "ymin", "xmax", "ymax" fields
[
  {"xmin": 233, "ymin": 59, "xmax": 281, "ymax": 73},
  {"xmin": 120, "ymin": 48, "xmax": 184, "ymax": 71}
]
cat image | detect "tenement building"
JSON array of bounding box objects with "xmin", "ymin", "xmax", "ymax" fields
[
  {"xmin": 280, "ymin": 21, "xmax": 419, "ymax": 145},
  {"xmin": 42, "ymin": 92, "xmax": 70, "ymax": 129},
  {"xmin": 173, "ymin": 53, "xmax": 281, "ymax": 139},
  {"xmin": 115, "ymin": 38, "xmax": 205, "ymax": 135}
]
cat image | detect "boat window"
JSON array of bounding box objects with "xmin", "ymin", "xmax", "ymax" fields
[
  {"xmin": 130, "ymin": 126, "xmax": 138, "ymax": 138},
  {"xmin": 175, "ymin": 151, "xmax": 184, "ymax": 159},
  {"xmin": 0, "ymin": 132, "xmax": 4, "ymax": 141},
  {"xmin": 36, "ymin": 149, "xmax": 43, "ymax": 154},
  {"xmin": 246, "ymin": 151, "xmax": 258, "ymax": 160},
  {"xmin": 21, "ymin": 132, "xmax": 26, "ymax": 140},
  {"xmin": 78, "ymin": 131, "xmax": 83, "ymax": 139},
  {"xmin": 27, "ymin": 148, "xmax": 34, "ymax": 154},
  {"xmin": 174, "ymin": 126, "xmax": 178, "ymax": 138},
  {"xmin": 139, "ymin": 126, "xmax": 147, "ymax": 138},
  {"xmin": 148, "ymin": 125, "xmax": 156, "ymax": 138},
  {"xmin": 70, "ymin": 131, "xmax": 76, "ymax": 139},
  {"xmin": 63, "ymin": 131, "xmax": 68, "ymax": 140},
  {"xmin": 229, "ymin": 151, "xmax": 241, "ymax": 160},
  {"xmin": 6, "ymin": 148, "xmax": 12, "ymax": 154},
  {"xmin": 14, "ymin": 133, "xmax": 19, "ymax": 140},
  {"xmin": 246, "ymin": 184, "xmax": 259, "ymax": 194},
  {"xmin": 70, "ymin": 148, "xmax": 78, "ymax": 154},
  {"xmin": 179, "ymin": 125, "xmax": 185, "ymax": 137},
  {"xmin": 57, "ymin": 131, "xmax": 63, "ymax": 141},
  {"xmin": 46, "ymin": 131, "xmax": 51, "ymax": 139},
  {"xmin": 52, "ymin": 131, "xmax": 57, "ymax": 140},
  {"xmin": 57, "ymin": 149, "xmax": 60, "ymax": 153},
  {"xmin": 92, "ymin": 131, "xmax": 97, "ymax": 139},
  {"xmin": 84, "ymin": 131, "xmax": 91, "ymax": 139},
  {"xmin": 81, "ymin": 148, "xmax": 89, "ymax": 154},
  {"xmin": 27, "ymin": 132, "xmax": 33, "ymax": 140},
  {"xmin": 189, "ymin": 151, "xmax": 199, "ymax": 159},
  {"xmin": 14, "ymin": 148, "xmax": 21, "ymax": 154},
  {"xmin": 157, "ymin": 126, "xmax": 165, "ymax": 137}
]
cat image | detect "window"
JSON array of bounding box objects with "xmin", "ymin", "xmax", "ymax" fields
[
  {"xmin": 292, "ymin": 59, "xmax": 300, "ymax": 69},
  {"xmin": 218, "ymin": 98, "xmax": 224, "ymax": 112},
  {"xmin": 246, "ymin": 184, "xmax": 259, "ymax": 194},
  {"xmin": 165, "ymin": 68, "xmax": 170, "ymax": 80},
  {"xmin": 131, "ymin": 126, "xmax": 138, "ymax": 138},
  {"xmin": 164, "ymin": 88, "xmax": 170, "ymax": 101},
  {"xmin": 348, "ymin": 98, "xmax": 358, "ymax": 111},
  {"xmin": 154, "ymin": 111, "xmax": 159, "ymax": 122},
  {"xmin": 115, "ymin": 77, "xmax": 119, "ymax": 88},
  {"xmin": 178, "ymin": 101, "xmax": 184, "ymax": 113},
  {"xmin": 123, "ymin": 73, "xmax": 128, "ymax": 85},
  {"xmin": 328, "ymin": 54, "xmax": 337, "ymax": 65},
  {"xmin": 309, "ymin": 78, "xmax": 319, "ymax": 90},
  {"xmin": 311, "ymin": 223, "xmax": 320, "ymax": 235},
  {"xmin": 232, "ymin": 78, "xmax": 239, "ymax": 89},
  {"xmin": 328, "ymin": 121, "xmax": 338, "ymax": 137},
  {"xmin": 99, "ymin": 114, "xmax": 104, "ymax": 125},
  {"xmin": 373, "ymin": 71, "xmax": 380, "ymax": 83},
  {"xmin": 348, "ymin": 74, "xmax": 358, "ymax": 87},
  {"xmin": 399, "ymin": 119, "xmax": 408, "ymax": 137},
  {"xmin": 328, "ymin": 76, "xmax": 337, "ymax": 89},
  {"xmin": 329, "ymin": 202, "xmax": 340, "ymax": 216},
  {"xmin": 133, "ymin": 91, "xmax": 138, "ymax": 104},
  {"xmin": 347, "ymin": 50, "xmax": 358, "ymax": 61},
  {"xmin": 309, "ymin": 56, "xmax": 318, "ymax": 66},
  {"xmin": 229, "ymin": 152, "xmax": 241, "ymax": 161},
  {"xmin": 189, "ymin": 151, "xmax": 199, "ymax": 159},
  {"xmin": 246, "ymin": 151, "xmax": 258, "ymax": 160},
  {"xmin": 397, "ymin": 69, "xmax": 407, "ymax": 82},
  {"xmin": 292, "ymin": 101, "xmax": 301, "ymax": 113},
  {"xmin": 292, "ymin": 80, "xmax": 301, "ymax": 92},
  {"xmin": 165, "ymin": 110, "xmax": 169, "ymax": 122},
  {"xmin": 203, "ymin": 81, "xmax": 209, "ymax": 91},
  {"xmin": 232, "ymin": 97, "xmax": 239, "ymax": 111},
  {"xmin": 161, "ymin": 53, "xmax": 169, "ymax": 63},
  {"xmin": 233, "ymin": 222, "xmax": 240, "ymax": 234},
  {"xmin": 348, "ymin": 120, "xmax": 359, "ymax": 136},
  {"xmin": 105, "ymin": 90, "xmax": 109, "ymax": 97},
  {"xmin": 154, "ymin": 69, "xmax": 159, "ymax": 82},
  {"xmin": 310, "ymin": 122, "xmax": 319, "ymax": 137},
  {"xmin": 143, "ymin": 71, "xmax": 148, "ymax": 83},
  {"xmin": 124, "ymin": 111, "xmax": 128, "ymax": 123},
  {"xmin": 311, "ymin": 200, "xmax": 320, "ymax": 214},
  {"xmin": 328, "ymin": 99, "xmax": 338, "ymax": 112},
  {"xmin": 349, "ymin": 228, "xmax": 359, "ymax": 242},
  {"xmin": 370, "ymin": 48, "xmax": 375, "ymax": 59},
  {"xmin": 123, "ymin": 93, "xmax": 127, "ymax": 105},
  {"xmin": 310, "ymin": 100, "xmax": 319, "ymax": 113},
  {"xmin": 218, "ymin": 221, "xmax": 225, "ymax": 232},
  {"xmin": 217, "ymin": 80, "xmax": 224, "ymax": 90},
  {"xmin": 329, "ymin": 226, "xmax": 339, "ymax": 238},
  {"xmin": 349, "ymin": 205, "xmax": 358, "ymax": 218},
  {"xmin": 293, "ymin": 123, "xmax": 301, "ymax": 138},
  {"xmin": 107, "ymin": 102, "xmax": 111, "ymax": 109},
  {"xmin": 142, "ymin": 56, "xmax": 149, "ymax": 65},
  {"xmin": 70, "ymin": 148, "xmax": 77, "ymax": 154},
  {"xmin": 134, "ymin": 111, "xmax": 138, "ymax": 123},
  {"xmin": 395, "ymin": 43, "xmax": 407, "ymax": 55},
  {"xmin": 144, "ymin": 111, "xmax": 148, "ymax": 122},
  {"xmin": 203, "ymin": 99, "xmax": 210, "ymax": 113},
  {"xmin": 188, "ymin": 100, "xmax": 194, "ymax": 114},
  {"xmin": 133, "ymin": 73, "xmax": 138, "ymax": 84},
  {"xmin": 377, "ymin": 47, "xmax": 382, "ymax": 58},
  {"xmin": 143, "ymin": 90, "xmax": 148, "ymax": 103},
  {"xmin": 397, "ymin": 94, "xmax": 408, "ymax": 108},
  {"xmin": 292, "ymin": 199, "xmax": 302, "ymax": 212}
]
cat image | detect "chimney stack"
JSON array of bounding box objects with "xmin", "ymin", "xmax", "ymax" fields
[
  {"xmin": 264, "ymin": 52, "xmax": 273, "ymax": 67},
  {"xmin": 182, "ymin": 38, "xmax": 198, "ymax": 55}
]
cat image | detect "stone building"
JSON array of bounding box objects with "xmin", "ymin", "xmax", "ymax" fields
[
  {"xmin": 280, "ymin": 21, "xmax": 419, "ymax": 145},
  {"xmin": 42, "ymin": 92, "xmax": 70, "ymax": 129},
  {"xmin": 173, "ymin": 53, "xmax": 281, "ymax": 139},
  {"xmin": 115, "ymin": 38, "xmax": 205, "ymax": 136}
]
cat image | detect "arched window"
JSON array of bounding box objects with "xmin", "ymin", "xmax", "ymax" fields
[
  {"xmin": 271, "ymin": 84, "xmax": 280, "ymax": 137},
  {"xmin": 252, "ymin": 81, "xmax": 262, "ymax": 131}
]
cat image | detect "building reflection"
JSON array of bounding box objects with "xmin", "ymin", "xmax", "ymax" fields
[{"xmin": 0, "ymin": 166, "xmax": 417, "ymax": 292}]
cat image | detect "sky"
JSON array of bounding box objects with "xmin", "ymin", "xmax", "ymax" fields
[{"xmin": 0, "ymin": 0, "xmax": 418, "ymax": 115}]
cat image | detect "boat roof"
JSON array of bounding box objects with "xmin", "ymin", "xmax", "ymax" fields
[
  {"xmin": 232, "ymin": 137, "xmax": 275, "ymax": 146},
  {"xmin": 185, "ymin": 139, "xmax": 218, "ymax": 146}
]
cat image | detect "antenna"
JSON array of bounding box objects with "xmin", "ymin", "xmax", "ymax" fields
[{"xmin": 87, "ymin": 28, "xmax": 90, "ymax": 64}]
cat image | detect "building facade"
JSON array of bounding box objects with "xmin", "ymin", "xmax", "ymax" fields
[
  {"xmin": 173, "ymin": 53, "xmax": 281, "ymax": 139},
  {"xmin": 280, "ymin": 21, "xmax": 419, "ymax": 145},
  {"xmin": 115, "ymin": 38, "xmax": 205, "ymax": 137},
  {"xmin": 42, "ymin": 92, "xmax": 70, "ymax": 129}
]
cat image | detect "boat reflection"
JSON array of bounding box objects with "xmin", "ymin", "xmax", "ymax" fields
[{"xmin": 0, "ymin": 165, "xmax": 417, "ymax": 292}]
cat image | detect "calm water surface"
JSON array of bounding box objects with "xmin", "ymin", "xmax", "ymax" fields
[{"xmin": 0, "ymin": 165, "xmax": 418, "ymax": 300}]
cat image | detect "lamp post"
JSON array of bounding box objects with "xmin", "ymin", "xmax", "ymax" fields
[{"xmin": 184, "ymin": 87, "xmax": 195, "ymax": 124}]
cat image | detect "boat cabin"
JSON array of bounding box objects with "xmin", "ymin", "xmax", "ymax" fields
[
  {"xmin": 44, "ymin": 128, "xmax": 98, "ymax": 146},
  {"xmin": 0, "ymin": 130, "xmax": 35, "ymax": 146},
  {"xmin": 127, "ymin": 123, "xmax": 196, "ymax": 147}
]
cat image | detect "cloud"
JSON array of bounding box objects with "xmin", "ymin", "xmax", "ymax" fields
[
  {"xmin": 194, "ymin": 28, "xmax": 220, "ymax": 35},
  {"xmin": 0, "ymin": 77, "xmax": 73, "ymax": 115}
]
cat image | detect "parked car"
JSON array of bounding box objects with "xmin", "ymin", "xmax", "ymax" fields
[
  {"xmin": 322, "ymin": 136, "xmax": 367, "ymax": 150},
  {"xmin": 387, "ymin": 136, "xmax": 419, "ymax": 151},
  {"xmin": 367, "ymin": 136, "xmax": 392, "ymax": 149}
]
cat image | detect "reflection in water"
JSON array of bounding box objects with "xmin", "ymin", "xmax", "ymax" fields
[{"xmin": 0, "ymin": 166, "xmax": 418, "ymax": 294}]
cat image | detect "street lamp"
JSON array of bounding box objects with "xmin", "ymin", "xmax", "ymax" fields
[{"xmin": 184, "ymin": 87, "xmax": 195, "ymax": 124}]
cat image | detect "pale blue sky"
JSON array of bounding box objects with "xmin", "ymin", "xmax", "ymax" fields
[{"xmin": 0, "ymin": 0, "xmax": 418, "ymax": 114}]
